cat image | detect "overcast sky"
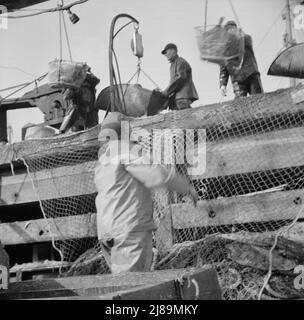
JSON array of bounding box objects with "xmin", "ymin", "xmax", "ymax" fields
[{"xmin": 0, "ymin": 0, "xmax": 291, "ymax": 141}]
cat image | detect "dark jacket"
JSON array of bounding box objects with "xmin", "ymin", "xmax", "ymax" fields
[
  {"xmin": 220, "ymin": 34, "xmax": 260, "ymax": 87},
  {"xmin": 165, "ymin": 56, "xmax": 199, "ymax": 101}
]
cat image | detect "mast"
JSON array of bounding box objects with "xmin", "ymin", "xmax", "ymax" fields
[{"xmin": 284, "ymin": 0, "xmax": 297, "ymax": 87}]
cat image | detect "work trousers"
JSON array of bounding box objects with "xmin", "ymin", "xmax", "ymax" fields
[
  {"xmin": 100, "ymin": 230, "xmax": 153, "ymax": 274},
  {"xmin": 169, "ymin": 98, "xmax": 192, "ymax": 110},
  {"xmin": 232, "ymin": 73, "xmax": 263, "ymax": 98}
]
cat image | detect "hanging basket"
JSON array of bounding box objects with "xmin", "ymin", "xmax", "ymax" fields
[
  {"xmin": 195, "ymin": 25, "xmax": 245, "ymax": 69},
  {"xmin": 48, "ymin": 59, "xmax": 89, "ymax": 89}
]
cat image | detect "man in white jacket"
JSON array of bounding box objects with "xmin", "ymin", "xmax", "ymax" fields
[{"xmin": 95, "ymin": 112, "xmax": 198, "ymax": 274}]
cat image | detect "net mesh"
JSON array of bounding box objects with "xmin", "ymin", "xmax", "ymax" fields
[{"xmin": 21, "ymin": 87, "xmax": 304, "ymax": 300}]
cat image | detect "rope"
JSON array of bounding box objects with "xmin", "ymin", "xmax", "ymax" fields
[
  {"xmin": 256, "ymin": 7, "xmax": 285, "ymax": 52},
  {"xmin": 0, "ymin": 73, "xmax": 48, "ymax": 103},
  {"xmin": 257, "ymin": 198, "xmax": 304, "ymax": 300},
  {"xmin": 0, "ymin": 82, "xmax": 34, "ymax": 93},
  {"xmin": 140, "ymin": 69, "xmax": 161, "ymax": 89},
  {"xmin": 0, "ymin": 65, "xmax": 38, "ymax": 78},
  {"xmin": 20, "ymin": 158, "xmax": 65, "ymax": 274},
  {"xmin": 228, "ymin": 0, "xmax": 242, "ymax": 28},
  {"xmin": 61, "ymin": 8, "xmax": 73, "ymax": 61},
  {"xmin": 126, "ymin": 59, "xmax": 161, "ymax": 89},
  {"xmin": 126, "ymin": 69, "xmax": 139, "ymax": 85},
  {"xmin": 58, "ymin": 3, "xmax": 62, "ymax": 62}
]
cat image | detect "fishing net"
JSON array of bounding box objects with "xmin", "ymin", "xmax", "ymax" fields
[
  {"xmin": 21, "ymin": 85, "xmax": 304, "ymax": 300},
  {"xmin": 195, "ymin": 24, "xmax": 245, "ymax": 71}
]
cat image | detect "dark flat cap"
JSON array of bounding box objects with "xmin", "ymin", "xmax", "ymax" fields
[{"xmin": 161, "ymin": 43, "xmax": 177, "ymax": 55}]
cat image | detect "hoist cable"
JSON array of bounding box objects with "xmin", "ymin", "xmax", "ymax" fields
[
  {"xmin": 61, "ymin": 9, "xmax": 73, "ymax": 61},
  {"xmin": 228, "ymin": 0, "xmax": 242, "ymax": 28}
]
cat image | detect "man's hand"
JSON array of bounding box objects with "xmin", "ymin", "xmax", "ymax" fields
[
  {"xmin": 220, "ymin": 85, "xmax": 227, "ymax": 97},
  {"xmin": 189, "ymin": 186, "xmax": 199, "ymax": 207},
  {"xmin": 161, "ymin": 89, "xmax": 169, "ymax": 97}
]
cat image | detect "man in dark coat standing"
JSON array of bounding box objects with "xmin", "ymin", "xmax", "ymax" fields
[
  {"xmin": 220, "ymin": 21, "xmax": 263, "ymax": 98},
  {"xmin": 161, "ymin": 43, "xmax": 198, "ymax": 110}
]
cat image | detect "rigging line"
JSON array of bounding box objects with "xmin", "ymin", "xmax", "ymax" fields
[
  {"xmin": 0, "ymin": 73, "xmax": 47, "ymax": 103},
  {"xmin": 228, "ymin": 0, "xmax": 242, "ymax": 28},
  {"xmin": 61, "ymin": 8, "xmax": 73, "ymax": 61},
  {"xmin": 0, "ymin": 82, "xmax": 33, "ymax": 93},
  {"xmin": 4, "ymin": 0, "xmax": 88, "ymax": 19},
  {"xmin": 256, "ymin": 7, "xmax": 285, "ymax": 52},
  {"xmin": 126, "ymin": 69, "xmax": 139, "ymax": 85},
  {"xmin": 140, "ymin": 69, "xmax": 161, "ymax": 89},
  {"xmin": 59, "ymin": 3, "xmax": 63, "ymax": 62},
  {"xmin": 0, "ymin": 82, "xmax": 36, "ymax": 103},
  {"xmin": 0, "ymin": 65, "xmax": 38, "ymax": 77}
]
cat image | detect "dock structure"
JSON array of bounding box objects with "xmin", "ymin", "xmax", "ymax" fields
[{"xmin": 1, "ymin": 84, "xmax": 304, "ymax": 299}]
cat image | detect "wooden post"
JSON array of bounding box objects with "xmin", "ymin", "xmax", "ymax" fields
[
  {"xmin": 0, "ymin": 108, "xmax": 7, "ymax": 144},
  {"xmin": 0, "ymin": 242, "xmax": 9, "ymax": 290},
  {"xmin": 155, "ymin": 203, "xmax": 174, "ymax": 252},
  {"xmin": 285, "ymin": 0, "xmax": 297, "ymax": 87}
]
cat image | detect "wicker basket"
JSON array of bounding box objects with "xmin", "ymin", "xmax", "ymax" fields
[{"xmin": 195, "ymin": 25, "xmax": 245, "ymax": 68}]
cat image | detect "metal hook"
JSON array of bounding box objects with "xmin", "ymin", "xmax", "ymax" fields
[{"xmin": 133, "ymin": 22, "xmax": 139, "ymax": 31}]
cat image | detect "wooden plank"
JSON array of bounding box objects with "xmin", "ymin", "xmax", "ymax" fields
[
  {"xmin": 154, "ymin": 190, "xmax": 174, "ymax": 251},
  {"xmin": 114, "ymin": 281, "xmax": 179, "ymax": 300},
  {"xmin": 1, "ymin": 84, "xmax": 304, "ymax": 166},
  {"xmin": 2, "ymin": 125, "xmax": 304, "ymax": 206},
  {"xmin": 2, "ymin": 269, "xmax": 189, "ymax": 293},
  {"xmin": 0, "ymin": 267, "xmax": 220, "ymax": 300},
  {"xmin": 34, "ymin": 267, "xmax": 222, "ymax": 300},
  {"xmin": 0, "ymin": 161, "xmax": 96, "ymax": 206},
  {"xmin": 2, "ymin": 189, "xmax": 304, "ymax": 246},
  {"xmin": 0, "ymin": 214, "xmax": 97, "ymax": 245},
  {"xmin": 10, "ymin": 261, "xmax": 71, "ymax": 274},
  {"xmin": 0, "ymin": 285, "xmax": 141, "ymax": 300},
  {"xmin": 2, "ymin": 187, "xmax": 304, "ymax": 245},
  {"xmin": 172, "ymin": 189, "xmax": 304, "ymax": 229},
  {"xmin": 131, "ymin": 85, "xmax": 304, "ymax": 131},
  {"xmin": 195, "ymin": 126, "xmax": 304, "ymax": 179}
]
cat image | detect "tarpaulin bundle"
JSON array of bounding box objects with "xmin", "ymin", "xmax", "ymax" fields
[
  {"xmin": 48, "ymin": 59, "xmax": 89, "ymax": 89},
  {"xmin": 195, "ymin": 24, "xmax": 245, "ymax": 70}
]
